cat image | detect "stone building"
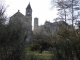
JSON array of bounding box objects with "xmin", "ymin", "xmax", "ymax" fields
[
  {"xmin": 34, "ymin": 17, "xmax": 38, "ymax": 30},
  {"xmin": 9, "ymin": 2, "xmax": 32, "ymax": 42},
  {"xmin": 33, "ymin": 18, "xmax": 69, "ymax": 36},
  {"xmin": 9, "ymin": 2, "xmax": 70, "ymax": 41}
]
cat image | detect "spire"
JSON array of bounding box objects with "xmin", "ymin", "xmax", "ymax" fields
[{"xmin": 26, "ymin": 2, "xmax": 32, "ymax": 9}]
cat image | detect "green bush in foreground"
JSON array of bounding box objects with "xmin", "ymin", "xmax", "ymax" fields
[
  {"xmin": 30, "ymin": 40, "xmax": 53, "ymax": 53},
  {"xmin": 51, "ymin": 28, "xmax": 80, "ymax": 60}
]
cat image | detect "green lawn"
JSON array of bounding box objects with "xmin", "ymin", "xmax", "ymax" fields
[
  {"xmin": 26, "ymin": 51, "xmax": 53, "ymax": 60},
  {"xmin": 25, "ymin": 47, "xmax": 31, "ymax": 51}
]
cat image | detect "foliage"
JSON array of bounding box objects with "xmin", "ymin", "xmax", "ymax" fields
[
  {"xmin": 52, "ymin": 0, "xmax": 80, "ymax": 27},
  {"xmin": 32, "ymin": 26, "xmax": 55, "ymax": 53},
  {"xmin": 0, "ymin": 4, "xmax": 28, "ymax": 60},
  {"xmin": 30, "ymin": 44, "xmax": 40, "ymax": 51},
  {"xmin": 51, "ymin": 28, "xmax": 80, "ymax": 60},
  {"xmin": 30, "ymin": 39, "xmax": 53, "ymax": 53}
]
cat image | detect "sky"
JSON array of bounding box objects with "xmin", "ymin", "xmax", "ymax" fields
[{"xmin": 1, "ymin": 0, "xmax": 58, "ymax": 26}]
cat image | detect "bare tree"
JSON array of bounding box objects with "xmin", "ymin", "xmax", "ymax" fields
[{"xmin": 51, "ymin": 0, "xmax": 80, "ymax": 27}]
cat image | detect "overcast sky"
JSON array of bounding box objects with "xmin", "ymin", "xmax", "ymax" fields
[{"xmin": 2, "ymin": 0, "xmax": 58, "ymax": 25}]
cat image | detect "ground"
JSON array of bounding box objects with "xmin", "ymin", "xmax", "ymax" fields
[{"xmin": 25, "ymin": 47, "xmax": 53, "ymax": 60}]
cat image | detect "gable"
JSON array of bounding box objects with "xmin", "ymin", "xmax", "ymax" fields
[{"xmin": 10, "ymin": 11, "xmax": 27, "ymax": 23}]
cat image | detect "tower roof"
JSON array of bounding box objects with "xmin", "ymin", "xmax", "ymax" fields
[{"xmin": 26, "ymin": 2, "xmax": 32, "ymax": 10}]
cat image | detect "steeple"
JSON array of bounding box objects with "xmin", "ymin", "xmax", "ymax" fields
[
  {"xmin": 26, "ymin": 2, "xmax": 32, "ymax": 10},
  {"xmin": 26, "ymin": 2, "xmax": 32, "ymax": 17},
  {"xmin": 26, "ymin": 2, "xmax": 32, "ymax": 30}
]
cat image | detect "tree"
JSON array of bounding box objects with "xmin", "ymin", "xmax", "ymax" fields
[
  {"xmin": 51, "ymin": 0, "xmax": 69, "ymax": 22},
  {"xmin": 51, "ymin": 27, "xmax": 80, "ymax": 60},
  {"xmin": 32, "ymin": 29, "xmax": 54, "ymax": 53},
  {"xmin": 0, "ymin": 18, "xmax": 28, "ymax": 60},
  {"xmin": 6, "ymin": 15, "xmax": 28, "ymax": 60},
  {"xmin": 67, "ymin": 0, "xmax": 80, "ymax": 27},
  {"xmin": 0, "ymin": 4, "xmax": 28, "ymax": 60},
  {"xmin": 51, "ymin": 0, "xmax": 80, "ymax": 27},
  {"xmin": 0, "ymin": 3, "xmax": 9, "ymax": 60},
  {"xmin": 31, "ymin": 39, "xmax": 53, "ymax": 53}
]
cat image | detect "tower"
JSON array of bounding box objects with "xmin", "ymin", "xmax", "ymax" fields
[
  {"xmin": 26, "ymin": 2, "xmax": 32, "ymax": 30},
  {"xmin": 34, "ymin": 17, "xmax": 38, "ymax": 30}
]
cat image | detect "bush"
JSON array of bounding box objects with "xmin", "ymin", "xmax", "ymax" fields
[
  {"xmin": 51, "ymin": 28, "xmax": 80, "ymax": 60},
  {"xmin": 30, "ymin": 44, "xmax": 40, "ymax": 51}
]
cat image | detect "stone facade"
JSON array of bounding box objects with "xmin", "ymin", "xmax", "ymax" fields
[
  {"xmin": 34, "ymin": 17, "xmax": 38, "ymax": 30},
  {"xmin": 9, "ymin": 2, "xmax": 70, "ymax": 41},
  {"xmin": 33, "ymin": 19, "xmax": 69, "ymax": 36},
  {"xmin": 9, "ymin": 3, "xmax": 32, "ymax": 42}
]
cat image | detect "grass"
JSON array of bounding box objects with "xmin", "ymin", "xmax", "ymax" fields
[
  {"xmin": 25, "ymin": 47, "xmax": 53, "ymax": 60},
  {"xmin": 25, "ymin": 47, "xmax": 31, "ymax": 51},
  {"xmin": 26, "ymin": 51, "xmax": 53, "ymax": 60}
]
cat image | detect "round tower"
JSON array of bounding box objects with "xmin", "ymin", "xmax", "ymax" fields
[{"xmin": 34, "ymin": 17, "xmax": 38, "ymax": 30}]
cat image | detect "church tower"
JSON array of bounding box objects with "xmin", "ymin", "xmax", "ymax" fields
[
  {"xmin": 26, "ymin": 2, "xmax": 32, "ymax": 30},
  {"xmin": 25, "ymin": 2, "xmax": 32, "ymax": 43}
]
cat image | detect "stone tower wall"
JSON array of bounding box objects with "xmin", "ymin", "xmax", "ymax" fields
[{"xmin": 34, "ymin": 17, "xmax": 38, "ymax": 30}]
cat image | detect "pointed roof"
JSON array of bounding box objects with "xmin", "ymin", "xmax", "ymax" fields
[
  {"xmin": 26, "ymin": 2, "xmax": 32, "ymax": 10},
  {"xmin": 10, "ymin": 10, "xmax": 25, "ymax": 18},
  {"xmin": 10, "ymin": 10, "xmax": 26, "ymax": 22}
]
